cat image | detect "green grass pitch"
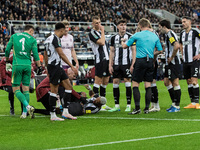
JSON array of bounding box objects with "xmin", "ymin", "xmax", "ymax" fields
[{"xmin": 0, "ymin": 80, "xmax": 200, "ymax": 150}]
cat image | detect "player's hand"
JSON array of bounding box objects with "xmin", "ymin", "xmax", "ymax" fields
[
  {"xmin": 130, "ymin": 65, "xmax": 134, "ymax": 74},
  {"xmin": 76, "ymin": 63, "xmax": 79, "ymax": 69},
  {"xmin": 84, "ymin": 84, "xmax": 92, "ymax": 90},
  {"xmin": 80, "ymin": 97, "xmax": 87, "ymax": 104},
  {"xmin": 109, "ymin": 65, "xmax": 113, "ymax": 75},
  {"xmin": 36, "ymin": 66, "xmax": 43, "ymax": 75},
  {"xmin": 193, "ymin": 54, "xmax": 200, "ymax": 61},
  {"xmin": 6, "ymin": 63, "xmax": 12, "ymax": 72},
  {"xmin": 99, "ymin": 25, "xmax": 104, "ymax": 31},
  {"xmin": 167, "ymin": 57, "xmax": 172, "ymax": 64},
  {"xmin": 121, "ymin": 38, "xmax": 126, "ymax": 42},
  {"xmin": 72, "ymin": 67, "xmax": 78, "ymax": 75}
]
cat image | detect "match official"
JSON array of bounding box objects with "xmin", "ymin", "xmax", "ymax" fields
[{"xmin": 122, "ymin": 18, "xmax": 163, "ymax": 114}]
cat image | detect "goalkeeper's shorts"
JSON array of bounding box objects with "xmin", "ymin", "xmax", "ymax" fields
[{"xmin": 12, "ymin": 65, "xmax": 31, "ymax": 87}]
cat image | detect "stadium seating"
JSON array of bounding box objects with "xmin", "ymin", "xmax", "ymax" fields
[{"xmin": 0, "ymin": 0, "xmax": 199, "ymax": 60}]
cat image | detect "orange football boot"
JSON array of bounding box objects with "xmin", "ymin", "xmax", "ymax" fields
[{"xmin": 184, "ymin": 103, "xmax": 196, "ymax": 109}]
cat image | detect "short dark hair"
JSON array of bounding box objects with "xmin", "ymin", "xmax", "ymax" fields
[
  {"xmin": 24, "ymin": 25, "xmax": 34, "ymax": 31},
  {"xmin": 159, "ymin": 19, "xmax": 171, "ymax": 29},
  {"xmin": 55, "ymin": 22, "xmax": 65, "ymax": 30},
  {"xmin": 117, "ymin": 19, "xmax": 126, "ymax": 25},
  {"xmin": 181, "ymin": 16, "xmax": 192, "ymax": 21}
]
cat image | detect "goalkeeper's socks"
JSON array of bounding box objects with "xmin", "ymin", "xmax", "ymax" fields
[
  {"xmin": 14, "ymin": 90, "xmax": 29, "ymax": 107},
  {"xmin": 23, "ymin": 91, "xmax": 30, "ymax": 112},
  {"xmin": 23, "ymin": 91, "xmax": 30, "ymax": 113}
]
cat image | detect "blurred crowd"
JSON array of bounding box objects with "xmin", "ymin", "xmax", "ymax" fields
[{"xmin": 0, "ymin": 0, "xmax": 199, "ymax": 52}]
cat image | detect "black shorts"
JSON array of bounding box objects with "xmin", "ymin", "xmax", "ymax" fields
[
  {"xmin": 113, "ymin": 65, "xmax": 132, "ymax": 79},
  {"xmin": 95, "ymin": 60, "xmax": 110, "ymax": 77},
  {"xmin": 153, "ymin": 61, "xmax": 158, "ymax": 79},
  {"xmin": 183, "ymin": 61, "xmax": 199, "ymax": 79},
  {"xmin": 47, "ymin": 64, "xmax": 68, "ymax": 85},
  {"xmin": 164, "ymin": 63, "xmax": 181, "ymax": 81},
  {"xmin": 132, "ymin": 58, "xmax": 154, "ymax": 82}
]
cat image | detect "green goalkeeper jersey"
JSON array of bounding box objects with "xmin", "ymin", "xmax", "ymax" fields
[{"xmin": 5, "ymin": 32, "xmax": 40, "ymax": 66}]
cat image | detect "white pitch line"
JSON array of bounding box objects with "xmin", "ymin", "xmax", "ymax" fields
[
  {"xmin": 79, "ymin": 116, "xmax": 200, "ymax": 122},
  {"xmin": 1, "ymin": 115, "xmax": 200, "ymax": 122},
  {"xmin": 46, "ymin": 131, "xmax": 200, "ymax": 150}
]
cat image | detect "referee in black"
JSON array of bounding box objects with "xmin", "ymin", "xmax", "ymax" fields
[{"xmin": 180, "ymin": 16, "xmax": 200, "ymax": 109}]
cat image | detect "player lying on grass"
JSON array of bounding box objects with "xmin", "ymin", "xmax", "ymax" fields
[{"xmin": 35, "ymin": 69, "xmax": 106, "ymax": 116}]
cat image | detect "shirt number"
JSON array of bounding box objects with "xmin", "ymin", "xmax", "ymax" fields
[{"xmin": 19, "ymin": 38, "xmax": 25, "ymax": 51}]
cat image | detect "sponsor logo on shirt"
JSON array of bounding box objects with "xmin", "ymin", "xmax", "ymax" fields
[{"xmin": 183, "ymin": 40, "xmax": 192, "ymax": 46}]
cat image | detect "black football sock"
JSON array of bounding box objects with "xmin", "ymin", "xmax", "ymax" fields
[
  {"xmin": 193, "ymin": 84, "xmax": 199, "ymax": 103},
  {"xmin": 188, "ymin": 84, "xmax": 194, "ymax": 103},
  {"xmin": 174, "ymin": 86, "xmax": 181, "ymax": 106},
  {"xmin": 100, "ymin": 84, "xmax": 107, "ymax": 97},
  {"xmin": 151, "ymin": 85, "xmax": 158, "ymax": 103},
  {"xmin": 167, "ymin": 85, "xmax": 175, "ymax": 103},
  {"xmin": 63, "ymin": 90, "xmax": 72, "ymax": 109},
  {"xmin": 125, "ymin": 82, "xmax": 132, "ymax": 105},
  {"xmin": 9, "ymin": 92, "xmax": 14, "ymax": 111},
  {"xmin": 133, "ymin": 87, "xmax": 140, "ymax": 110},
  {"xmin": 34, "ymin": 109, "xmax": 50, "ymax": 115},
  {"xmin": 113, "ymin": 84, "xmax": 120, "ymax": 105},
  {"xmin": 49, "ymin": 93, "xmax": 57, "ymax": 112},
  {"xmin": 93, "ymin": 83, "xmax": 99, "ymax": 95},
  {"xmin": 145, "ymin": 87, "xmax": 152, "ymax": 110}
]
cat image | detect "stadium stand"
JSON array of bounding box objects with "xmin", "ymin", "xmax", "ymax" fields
[{"xmin": 0, "ymin": 0, "xmax": 199, "ymax": 63}]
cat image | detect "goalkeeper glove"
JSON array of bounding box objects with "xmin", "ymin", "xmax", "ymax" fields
[{"xmin": 6, "ymin": 61, "xmax": 12, "ymax": 72}]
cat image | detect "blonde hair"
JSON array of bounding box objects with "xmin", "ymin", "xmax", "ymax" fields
[
  {"xmin": 62, "ymin": 21, "xmax": 70, "ymax": 26},
  {"xmin": 138, "ymin": 18, "xmax": 151, "ymax": 28}
]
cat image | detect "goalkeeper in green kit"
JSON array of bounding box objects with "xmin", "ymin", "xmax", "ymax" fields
[{"xmin": 5, "ymin": 25, "xmax": 42, "ymax": 119}]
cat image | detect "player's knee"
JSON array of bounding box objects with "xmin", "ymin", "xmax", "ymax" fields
[{"xmin": 192, "ymin": 81, "xmax": 198, "ymax": 86}]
